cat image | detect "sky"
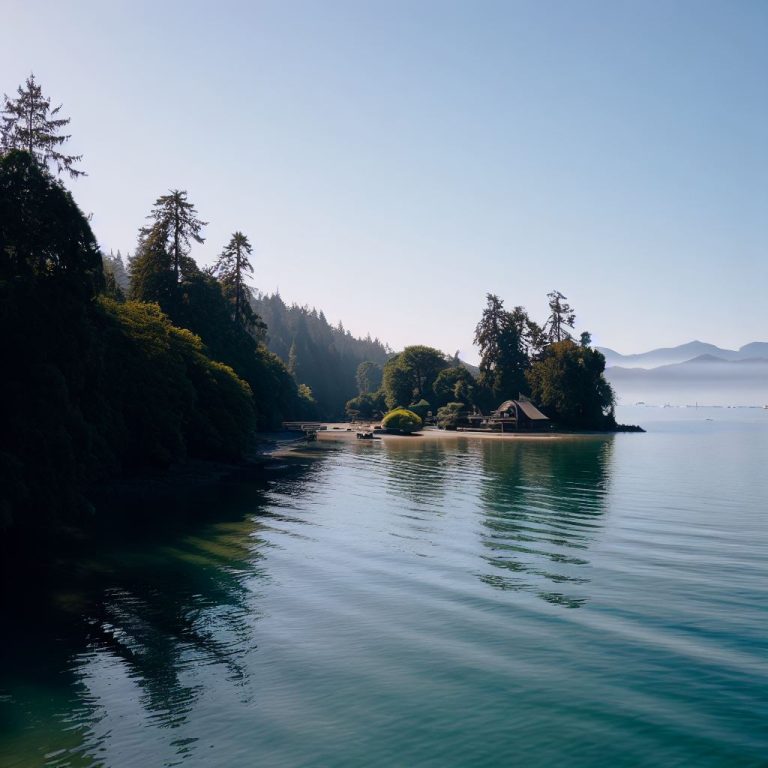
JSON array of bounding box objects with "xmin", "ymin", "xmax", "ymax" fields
[{"xmin": 3, "ymin": 0, "xmax": 766, "ymax": 362}]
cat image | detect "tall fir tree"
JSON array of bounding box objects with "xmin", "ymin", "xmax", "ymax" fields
[
  {"xmin": 139, "ymin": 190, "xmax": 206, "ymax": 283},
  {"xmin": 1, "ymin": 74, "xmax": 84, "ymax": 178},
  {"xmin": 474, "ymin": 294, "xmax": 529, "ymax": 402},
  {"xmin": 211, "ymin": 231, "xmax": 263, "ymax": 335},
  {"xmin": 128, "ymin": 223, "xmax": 176, "ymax": 305},
  {"xmin": 544, "ymin": 290, "xmax": 576, "ymax": 343}
]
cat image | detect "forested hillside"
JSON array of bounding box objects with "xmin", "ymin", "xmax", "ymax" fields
[
  {"xmin": 0, "ymin": 147, "xmax": 308, "ymax": 535},
  {"xmin": 253, "ymin": 293, "xmax": 390, "ymax": 418},
  {"xmin": 0, "ymin": 76, "xmax": 311, "ymax": 535}
]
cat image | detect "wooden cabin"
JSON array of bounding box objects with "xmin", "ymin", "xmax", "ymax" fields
[{"xmin": 488, "ymin": 399, "xmax": 550, "ymax": 431}]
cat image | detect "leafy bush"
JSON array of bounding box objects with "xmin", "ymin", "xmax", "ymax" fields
[
  {"xmin": 407, "ymin": 399, "xmax": 431, "ymax": 422},
  {"xmin": 436, "ymin": 402, "xmax": 467, "ymax": 430},
  {"xmin": 382, "ymin": 346, "xmax": 448, "ymax": 409},
  {"xmin": 433, "ymin": 367, "xmax": 475, "ymax": 407},
  {"xmin": 381, "ymin": 408, "xmax": 422, "ymax": 434},
  {"xmin": 526, "ymin": 340, "xmax": 616, "ymax": 429},
  {"xmin": 345, "ymin": 390, "xmax": 387, "ymax": 420}
]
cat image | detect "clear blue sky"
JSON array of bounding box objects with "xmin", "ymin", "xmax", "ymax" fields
[{"xmin": 4, "ymin": 0, "xmax": 766, "ymax": 361}]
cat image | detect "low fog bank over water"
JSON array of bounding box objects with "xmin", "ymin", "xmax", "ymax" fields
[{"xmin": 606, "ymin": 357, "xmax": 768, "ymax": 407}]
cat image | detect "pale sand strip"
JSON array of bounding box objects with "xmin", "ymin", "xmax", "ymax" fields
[{"xmin": 314, "ymin": 424, "xmax": 607, "ymax": 443}]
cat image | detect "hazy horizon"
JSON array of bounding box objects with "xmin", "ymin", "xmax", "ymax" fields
[{"xmin": 4, "ymin": 1, "xmax": 766, "ymax": 360}]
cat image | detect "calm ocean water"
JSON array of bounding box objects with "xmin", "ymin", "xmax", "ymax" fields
[{"xmin": 2, "ymin": 406, "xmax": 767, "ymax": 767}]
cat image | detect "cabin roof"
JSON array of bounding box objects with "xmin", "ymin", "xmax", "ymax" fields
[
  {"xmin": 517, "ymin": 400, "xmax": 549, "ymax": 421},
  {"xmin": 493, "ymin": 399, "xmax": 549, "ymax": 421}
]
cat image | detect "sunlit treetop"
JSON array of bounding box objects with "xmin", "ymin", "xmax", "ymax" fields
[{"xmin": 1, "ymin": 74, "xmax": 84, "ymax": 179}]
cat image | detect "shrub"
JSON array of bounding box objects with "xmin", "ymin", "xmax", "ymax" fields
[
  {"xmin": 407, "ymin": 399, "xmax": 431, "ymax": 422},
  {"xmin": 345, "ymin": 390, "xmax": 387, "ymax": 421},
  {"xmin": 436, "ymin": 402, "xmax": 466, "ymax": 430},
  {"xmin": 381, "ymin": 408, "xmax": 423, "ymax": 434}
]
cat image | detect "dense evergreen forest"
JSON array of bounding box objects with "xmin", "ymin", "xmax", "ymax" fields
[
  {"xmin": 252, "ymin": 293, "xmax": 390, "ymax": 418},
  {"xmin": 0, "ymin": 76, "xmax": 309, "ymax": 537},
  {"xmin": 100, "ymin": 258, "xmax": 393, "ymax": 420}
]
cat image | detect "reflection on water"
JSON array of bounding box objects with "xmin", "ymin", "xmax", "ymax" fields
[
  {"xmin": 383, "ymin": 439, "xmax": 452, "ymax": 508},
  {"xmin": 3, "ymin": 524, "xmax": 257, "ymax": 767},
  {"xmin": 1, "ymin": 422, "xmax": 767, "ymax": 768},
  {"xmin": 0, "ymin": 457, "xmax": 323, "ymax": 767},
  {"xmin": 478, "ymin": 438, "xmax": 613, "ymax": 608}
]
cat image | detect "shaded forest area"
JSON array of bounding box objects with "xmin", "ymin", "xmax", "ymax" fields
[
  {"xmin": 0, "ymin": 150, "xmax": 302, "ymax": 537},
  {"xmin": 254, "ymin": 293, "xmax": 390, "ymax": 418},
  {"xmin": 0, "ymin": 76, "xmax": 315, "ymax": 537},
  {"xmin": 101, "ymin": 261, "xmax": 392, "ymax": 421}
]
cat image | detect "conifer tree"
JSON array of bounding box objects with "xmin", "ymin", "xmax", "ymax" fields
[
  {"xmin": 212, "ymin": 231, "xmax": 259, "ymax": 330},
  {"xmin": 356, "ymin": 361, "xmax": 383, "ymax": 395},
  {"xmin": 129, "ymin": 223, "xmax": 176, "ymax": 304},
  {"xmin": 103, "ymin": 250, "xmax": 130, "ymax": 292},
  {"xmin": 474, "ymin": 294, "xmax": 529, "ymax": 400},
  {"xmin": 545, "ymin": 290, "xmax": 576, "ymax": 343},
  {"xmin": 139, "ymin": 190, "xmax": 206, "ymax": 283},
  {"xmin": 1, "ymin": 74, "xmax": 84, "ymax": 178},
  {"xmin": 288, "ymin": 340, "xmax": 298, "ymax": 376}
]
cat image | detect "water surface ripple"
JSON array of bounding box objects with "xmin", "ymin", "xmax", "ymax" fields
[{"xmin": 1, "ymin": 408, "xmax": 767, "ymax": 767}]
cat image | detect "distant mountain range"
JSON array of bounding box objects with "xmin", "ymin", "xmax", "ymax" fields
[
  {"xmin": 601, "ymin": 348, "xmax": 768, "ymax": 406},
  {"xmin": 597, "ymin": 341, "xmax": 768, "ymax": 369}
]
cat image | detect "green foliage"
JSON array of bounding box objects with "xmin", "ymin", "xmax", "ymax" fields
[
  {"xmin": 211, "ymin": 231, "xmax": 264, "ymax": 335},
  {"xmin": 0, "ymin": 268, "xmax": 259, "ymax": 533},
  {"xmin": 139, "ymin": 189, "xmax": 206, "ymax": 283},
  {"xmin": 102, "ymin": 266, "xmax": 124, "ymax": 301},
  {"xmin": 381, "ymin": 408, "xmax": 423, "ymax": 434},
  {"xmin": 128, "ymin": 225, "xmax": 177, "ymax": 306},
  {"xmin": 436, "ymin": 402, "xmax": 467, "ymax": 430},
  {"xmin": 128, "ymin": 198, "xmax": 299, "ymax": 429},
  {"xmin": 296, "ymin": 383, "xmax": 319, "ymax": 420},
  {"xmin": 0, "ymin": 150, "xmax": 102, "ymax": 294},
  {"xmin": 545, "ymin": 290, "xmax": 576, "ymax": 343},
  {"xmin": 472, "ymin": 292, "xmax": 616, "ymax": 429},
  {"xmin": 474, "ymin": 294, "xmax": 536, "ymax": 405},
  {"xmin": 1, "ymin": 74, "xmax": 84, "ymax": 178},
  {"xmin": 407, "ymin": 399, "xmax": 431, "ymax": 422},
  {"xmin": 382, "ymin": 346, "xmax": 448, "ymax": 409},
  {"xmin": 345, "ymin": 390, "xmax": 387, "ymax": 421},
  {"xmin": 253, "ymin": 292, "xmax": 390, "ymax": 419},
  {"xmin": 433, "ymin": 366, "xmax": 475, "ymax": 407},
  {"xmin": 526, "ymin": 340, "xmax": 616, "ymax": 429},
  {"xmin": 0, "ymin": 151, "xmax": 280, "ymax": 536},
  {"xmin": 246, "ymin": 345, "xmax": 302, "ymax": 429},
  {"xmin": 356, "ymin": 360, "xmax": 383, "ymax": 395},
  {"xmin": 98, "ymin": 298, "xmax": 256, "ymax": 464}
]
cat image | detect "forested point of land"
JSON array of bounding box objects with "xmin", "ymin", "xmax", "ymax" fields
[{"xmin": 0, "ymin": 75, "xmax": 623, "ymax": 544}]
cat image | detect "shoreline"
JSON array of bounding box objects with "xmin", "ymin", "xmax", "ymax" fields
[{"xmin": 313, "ymin": 424, "xmax": 624, "ymax": 443}]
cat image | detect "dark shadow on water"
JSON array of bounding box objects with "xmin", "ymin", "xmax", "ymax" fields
[
  {"xmin": 477, "ymin": 437, "xmax": 615, "ymax": 608},
  {"xmin": 0, "ymin": 454, "xmax": 324, "ymax": 768}
]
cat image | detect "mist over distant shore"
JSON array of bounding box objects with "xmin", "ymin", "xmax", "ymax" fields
[{"xmin": 599, "ymin": 341, "xmax": 768, "ymax": 406}]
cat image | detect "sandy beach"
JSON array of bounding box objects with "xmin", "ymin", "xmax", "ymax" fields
[{"xmin": 312, "ymin": 424, "xmax": 604, "ymax": 443}]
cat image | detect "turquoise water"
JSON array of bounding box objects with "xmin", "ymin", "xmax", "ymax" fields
[{"xmin": 1, "ymin": 407, "xmax": 767, "ymax": 767}]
